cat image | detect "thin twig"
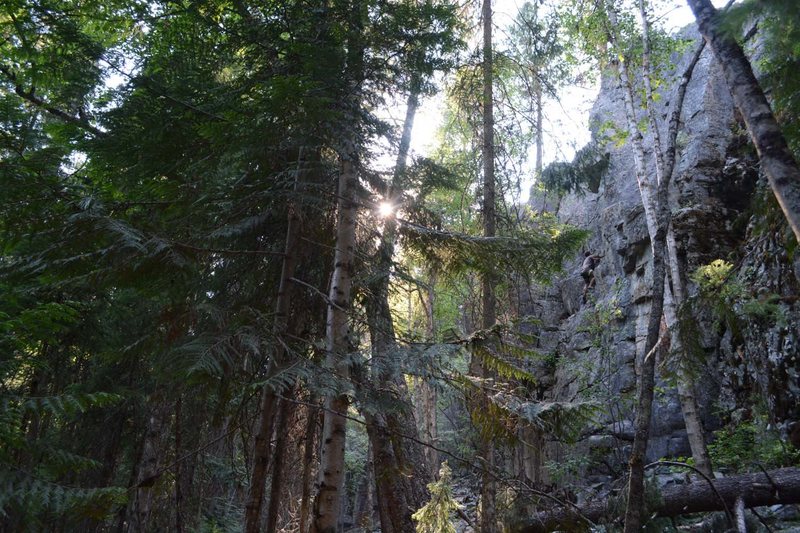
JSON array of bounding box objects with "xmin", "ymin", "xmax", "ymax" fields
[
  {"xmin": 289, "ymin": 277, "xmax": 347, "ymax": 312},
  {"xmin": 171, "ymin": 241, "xmax": 285, "ymax": 256},
  {"xmin": 749, "ymin": 507, "xmax": 774, "ymax": 533}
]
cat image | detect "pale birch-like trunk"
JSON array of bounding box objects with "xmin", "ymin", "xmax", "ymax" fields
[
  {"xmin": 311, "ymin": 154, "xmax": 359, "ymax": 533},
  {"xmin": 312, "ymin": 4, "xmax": 366, "ymax": 527},
  {"xmin": 687, "ymin": 0, "xmax": 800, "ymax": 243},
  {"xmin": 605, "ymin": 6, "xmax": 670, "ymax": 531},
  {"xmin": 638, "ymin": 0, "xmax": 714, "ymax": 478}
]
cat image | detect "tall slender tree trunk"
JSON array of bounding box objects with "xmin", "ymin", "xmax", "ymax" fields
[
  {"xmin": 311, "ymin": 154, "xmax": 358, "ymax": 532},
  {"xmin": 605, "ymin": 5, "xmax": 670, "ymax": 531},
  {"xmin": 126, "ymin": 393, "xmax": 169, "ymax": 533},
  {"xmin": 638, "ymin": 0, "xmax": 714, "ymax": 478},
  {"xmin": 265, "ymin": 391, "xmax": 298, "ymax": 533},
  {"xmin": 363, "ymin": 73, "xmax": 431, "ymax": 533},
  {"xmin": 174, "ymin": 395, "xmax": 184, "ymax": 533},
  {"xmin": 244, "ymin": 150, "xmax": 307, "ymax": 533},
  {"xmin": 353, "ymin": 447, "xmax": 374, "ymax": 529},
  {"xmin": 478, "ymin": 0, "xmax": 498, "ymax": 530},
  {"xmin": 535, "ymin": 78, "xmax": 543, "ymax": 180},
  {"xmin": 420, "ymin": 271, "xmax": 439, "ymax": 475},
  {"xmin": 299, "ymin": 397, "xmax": 319, "ymax": 533},
  {"xmin": 312, "ymin": 3, "xmax": 366, "ymax": 528},
  {"xmin": 687, "ymin": 0, "xmax": 800, "ymax": 243}
]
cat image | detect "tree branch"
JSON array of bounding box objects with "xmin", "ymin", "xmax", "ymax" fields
[{"xmin": 1, "ymin": 65, "xmax": 105, "ymax": 137}]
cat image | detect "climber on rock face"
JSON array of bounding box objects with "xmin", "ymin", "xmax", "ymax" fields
[{"xmin": 581, "ymin": 251, "xmax": 603, "ymax": 303}]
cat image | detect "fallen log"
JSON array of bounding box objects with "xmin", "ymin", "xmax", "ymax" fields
[{"xmin": 510, "ymin": 467, "xmax": 800, "ymax": 533}]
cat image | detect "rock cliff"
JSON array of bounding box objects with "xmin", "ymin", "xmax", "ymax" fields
[{"xmin": 524, "ymin": 33, "xmax": 800, "ymax": 491}]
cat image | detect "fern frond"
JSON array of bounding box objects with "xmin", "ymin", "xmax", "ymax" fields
[
  {"xmin": 471, "ymin": 343, "xmax": 537, "ymax": 384},
  {"xmin": 10, "ymin": 392, "xmax": 122, "ymax": 418},
  {"xmin": 249, "ymin": 361, "xmax": 313, "ymax": 396},
  {"xmin": 0, "ymin": 468, "xmax": 126, "ymax": 520},
  {"xmin": 497, "ymin": 394, "xmax": 599, "ymax": 444}
]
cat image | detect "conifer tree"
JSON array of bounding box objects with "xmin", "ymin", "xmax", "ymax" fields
[{"xmin": 412, "ymin": 462, "xmax": 461, "ymax": 533}]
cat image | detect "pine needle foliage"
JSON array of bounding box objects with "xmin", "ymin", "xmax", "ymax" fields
[
  {"xmin": 399, "ymin": 216, "xmax": 587, "ymax": 281},
  {"xmin": 412, "ymin": 461, "xmax": 462, "ymax": 533}
]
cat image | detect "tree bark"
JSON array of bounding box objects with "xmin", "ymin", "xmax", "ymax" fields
[
  {"xmin": 311, "ymin": 1, "xmax": 367, "ymax": 524},
  {"xmin": 418, "ymin": 270, "xmax": 438, "ymax": 475},
  {"xmin": 687, "ymin": 0, "xmax": 800, "ymax": 243},
  {"xmin": 510, "ymin": 467, "xmax": 800, "ymax": 532},
  {"xmin": 311, "ymin": 153, "xmax": 359, "ymax": 533},
  {"xmin": 298, "ymin": 398, "xmax": 319, "ymax": 533},
  {"xmin": 244, "ymin": 150, "xmax": 307, "ymax": 533},
  {"xmin": 265, "ymin": 392, "xmax": 298, "ymax": 533},
  {"xmin": 353, "ymin": 449, "xmax": 374, "ymax": 530},
  {"xmin": 174, "ymin": 395, "xmax": 184, "ymax": 533},
  {"xmin": 478, "ymin": 0, "xmax": 498, "ymax": 530},
  {"xmin": 638, "ymin": 0, "xmax": 714, "ymax": 478},
  {"xmin": 605, "ymin": 6, "xmax": 670, "ymax": 531},
  {"xmin": 126, "ymin": 393, "xmax": 169, "ymax": 533}
]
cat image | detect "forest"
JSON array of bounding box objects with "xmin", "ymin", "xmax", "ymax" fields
[{"xmin": 2, "ymin": 0, "xmax": 800, "ymax": 531}]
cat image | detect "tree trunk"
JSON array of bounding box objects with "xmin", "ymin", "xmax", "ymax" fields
[
  {"xmin": 511, "ymin": 467, "xmax": 800, "ymax": 532},
  {"xmin": 638, "ymin": 1, "xmax": 714, "ymax": 478},
  {"xmin": 126, "ymin": 393, "xmax": 169, "ymax": 533},
  {"xmin": 312, "ymin": 2, "xmax": 366, "ymax": 524},
  {"xmin": 478, "ymin": 0, "xmax": 498, "ymax": 530},
  {"xmin": 265, "ymin": 393, "xmax": 298, "ymax": 533},
  {"xmin": 365, "ymin": 412, "xmax": 417, "ymax": 533},
  {"xmin": 311, "ymin": 153, "xmax": 359, "ymax": 533},
  {"xmin": 363, "ymin": 73, "xmax": 431, "ymax": 533},
  {"xmin": 174, "ymin": 395, "xmax": 184, "ymax": 533},
  {"xmin": 417, "ymin": 270, "xmax": 438, "ymax": 475},
  {"xmin": 353, "ymin": 449, "xmax": 374, "ymax": 530},
  {"xmin": 535, "ymin": 79, "xmax": 543, "ymax": 180},
  {"xmin": 687, "ymin": 0, "xmax": 800, "ymax": 243},
  {"xmin": 244, "ymin": 149, "xmax": 307, "ymax": 533},
  {"xmin": 605, "ymin": 6, "xmax": 670, "ymax": 531},
  {"xmin": 299, "ymin": 398, "xmax": 319, "ymax": 533}
]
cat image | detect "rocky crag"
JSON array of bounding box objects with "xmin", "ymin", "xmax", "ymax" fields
[{"xmin": 523, "ymin": 32, "xmax": 800, "ymax": 496}]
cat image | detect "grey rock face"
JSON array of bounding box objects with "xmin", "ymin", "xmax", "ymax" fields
[{"xmin": 521, "ymin": 36, "xmax": 799, "ymax": 488}]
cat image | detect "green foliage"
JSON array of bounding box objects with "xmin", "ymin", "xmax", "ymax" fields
[
  {"xmin": 504, "ymin": 398, "xmax": 598, "ymax": 444},
  {"xmin": 400, "ymin": 215, "xmax": 587, "ymax": 282},
  {"xmin": 540, "ymin": 143, "xmax": 610, "ymax": 195},
  {"xmin": 0, "ymin": 390, "xmax": 126, "ymax": 523},
  {"xmin": 691, "ymin": 259, "xmax": 787, "ymax": 334},
  {"xmin": 412, "ymin": 462, "xmax": 461, "ymax": 533},
  {"xmin": 544, "ymin": 455, "xmax": 590, "ymax": 484},
  {"xmin": 469, "ymin": 332, "xmax": 540, "ymax": 385},
  {"xmin": 1, "ymin": 0, "xmax": 467, "ymax": 529},
  {"xmin": 708, "ymin": 415, "xmax": 800, "ymax": 473}
]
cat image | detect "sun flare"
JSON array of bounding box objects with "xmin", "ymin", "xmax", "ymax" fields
[{"xmin": 378, "ymin": 201, "xmax": 395, "ymax": 218}]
